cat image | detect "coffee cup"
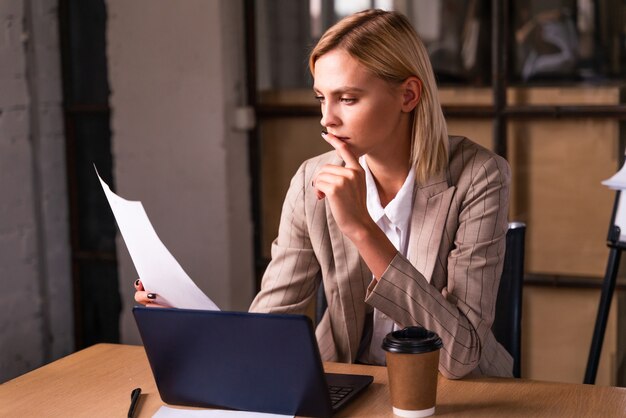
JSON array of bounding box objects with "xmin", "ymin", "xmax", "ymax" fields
[{"xmin": 382, "ymin": 326, "xmax": 443, "ymax": 417}]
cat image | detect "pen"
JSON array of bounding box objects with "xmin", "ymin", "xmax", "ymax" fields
[{"xmin": 128, "ymin": 387, "xmax": 142, "ymax": 418}]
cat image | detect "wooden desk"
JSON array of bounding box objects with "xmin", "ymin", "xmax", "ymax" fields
[{"xmin": 1, "ymin": 344, "xmax": 625, "ymax": 417}]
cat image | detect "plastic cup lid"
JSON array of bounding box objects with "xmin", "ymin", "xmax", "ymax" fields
[{"xmin": 381, "ymin": 326, "xmax": 443, "ymax": 354}]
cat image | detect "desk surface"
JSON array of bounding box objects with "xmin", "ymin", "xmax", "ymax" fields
[{"xmin": 1, "ymin": 344, "xmax": 625, "ymax": 417}]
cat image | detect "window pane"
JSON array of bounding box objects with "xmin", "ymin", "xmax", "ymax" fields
[
  {"xmin": 255, "ymin": 0, "xmax": 493, "ymax": 94},
  {"xmin": 255, "ymin": 0, "xmax": 313, "ymax": 91},
  {"xmin": 256, "ymin": 0, "xmax": 625, "ymax": 92},
  {"xmin": 408, "ymin": 0, "xmax": 491, "ymax": 85},
  {"xmin": 512, "ymin": 0, "xmax": 626, "ymax": 82}
]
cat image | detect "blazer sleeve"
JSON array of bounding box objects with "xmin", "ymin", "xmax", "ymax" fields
[
  {"xmin": 365, "ymin": 155, "xmax": 511, "ymax": 379},
  {"xmin": 249, "ymin": 161, "xmax": 321, "ymax": 314}
]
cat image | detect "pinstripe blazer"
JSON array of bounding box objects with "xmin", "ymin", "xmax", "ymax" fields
[{"xmin": 250, "ymin": 136, "xmax": 513, "ymax": 379}]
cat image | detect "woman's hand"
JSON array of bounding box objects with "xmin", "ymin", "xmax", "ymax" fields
[
  {"xmin": 313, "ymin": 132, "xmax": 397, "ymax": 279},
  {"xmin": 134, "ymin": 279, "xmax": 167, "ymax": 307},
  {"xmin": 313, "ymin": 132, "xmax": 373, "ymax": 241}
]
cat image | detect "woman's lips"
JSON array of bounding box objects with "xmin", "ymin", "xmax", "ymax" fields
[{"xmin": 323, "ymin": 131, "xmax": 349, "ymax": 140}]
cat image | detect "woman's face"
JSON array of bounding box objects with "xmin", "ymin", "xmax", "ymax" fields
[{"xmin": 313, "ymin": 49, "xmax": 412, "ymax": 160}]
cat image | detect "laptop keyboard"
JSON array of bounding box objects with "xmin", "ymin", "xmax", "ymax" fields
[{"xmin": 328, "ymin": 385, "xmax": 354, "ymax": 406}]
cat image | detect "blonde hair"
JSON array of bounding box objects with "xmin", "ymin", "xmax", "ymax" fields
[{"xmin": 309, "ymin": 9, "xmax": 448, "ymax": 184}]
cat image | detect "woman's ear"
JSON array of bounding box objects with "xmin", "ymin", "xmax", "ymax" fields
[{"xmin": 401, "ymin": 76, "xmax": 422, "ymax": 112}]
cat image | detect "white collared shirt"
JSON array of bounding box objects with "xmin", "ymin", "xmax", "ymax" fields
[{"xmin": 358, "ymin": 155, "xmax": 415, "ymax": 365}]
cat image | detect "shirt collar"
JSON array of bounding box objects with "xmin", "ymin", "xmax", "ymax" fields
[{"xmin": 359, "ymin": 156, "xmax": 415, "ymax": 231}]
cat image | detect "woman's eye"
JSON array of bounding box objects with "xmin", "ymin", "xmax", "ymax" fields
[
  {"xmin": 314, "ymin": 95, "xmax": 325, "ymax": 103},
  {"xmin": 340, "ymin": 97, "xmax": 357, "ymax": 104}
]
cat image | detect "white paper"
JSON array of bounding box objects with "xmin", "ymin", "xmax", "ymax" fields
[
  {"xmin": 153, "ymin": 406, "xmax": 293, "ymax": 418},
  {"xmin": 96, "ymin": 168, "xmax": 219, "ymax": 310}
]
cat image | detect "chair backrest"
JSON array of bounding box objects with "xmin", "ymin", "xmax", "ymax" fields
[
  {"xmin": 314, "ymin": 222, "xmax": 526, "ymax": 378},
  {"xmin": 315, "ymin": 278, "xmax": 328, "ymax": 329},
  {"xmin": 492, "ymin": 222, "xmax": 526, "ymax": 378}
]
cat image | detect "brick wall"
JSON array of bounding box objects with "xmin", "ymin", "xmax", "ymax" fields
[{"xmin": 0, "ymin": 0, "xmax": 72, "ymax": 382}]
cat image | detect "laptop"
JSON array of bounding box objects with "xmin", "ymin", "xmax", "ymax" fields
[{"xmin": 133, "ymin": 307, "xmax": 373, "ymax": 417}]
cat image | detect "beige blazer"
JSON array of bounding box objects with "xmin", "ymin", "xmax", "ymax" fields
[{"xmin": 250, "ymin": 136, "xmax": 513, "ymax": 379}]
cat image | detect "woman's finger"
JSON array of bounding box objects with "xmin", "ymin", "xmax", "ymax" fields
[
  {"xmin": 134, "ymin": 290, "xmax": 168, "ymax": 308},
  {"xmin": 317, "ymin": 164, "xmax": 356, "ymax": 177},
  {"xmin": 134, "ymin": 290, "xmax": 152, "ymax": 305},
  {"xmin": 134, "ymin": 279, "xmax": 145, "ymax": 291},
  {"xmin": 322, "ymin": 132, "xmax": 360, "ymax": 168},
  {"xmin": 134, "ymin": 279, "xmax": 168, "ymax": 308},
  {"xmin": 314, "ymin": 165, "xmax": 360, "ymax": 194}
]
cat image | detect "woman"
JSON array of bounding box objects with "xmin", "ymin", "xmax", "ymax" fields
[{"xmin": 136, "ymin": 9, "xmax": 512, "ymax": 379}]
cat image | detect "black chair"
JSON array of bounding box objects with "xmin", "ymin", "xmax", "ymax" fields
[
  {"xmin": 492, "ymin": 222, "xmax": 526, "ymax": 378},
  {"xmin": 315, "ymin": 222, "xmax": 526, "ymax": 378}
]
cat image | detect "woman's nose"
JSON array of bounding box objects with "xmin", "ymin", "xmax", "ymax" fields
[{"xmin": 320, "ymin": 103, "xmax": 339, "ymax": 128}]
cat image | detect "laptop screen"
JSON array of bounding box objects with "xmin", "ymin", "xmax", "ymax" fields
[{"xmin": 133, "ymin": 307, "xmax": 372, "ymax": 417}]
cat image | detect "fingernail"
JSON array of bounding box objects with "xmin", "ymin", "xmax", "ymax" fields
[
  {"xmin": 147, "ymin": 293, "xmax": 156, "ymax": 300},
  {"xmin": 134, "ymin": 279, "xmax": 140, "ymax": 287}
]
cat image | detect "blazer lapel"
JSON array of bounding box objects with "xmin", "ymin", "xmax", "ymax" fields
[
  {"xmin": 323, "ymin": 154, "xmax": 370, "ymax": 361},
  {"xmin": 407, "ymin": 171, "xmax": 455, "ymax": 283}
]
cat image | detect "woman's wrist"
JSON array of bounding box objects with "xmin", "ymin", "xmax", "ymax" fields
[
  {"xmin": 347, "ymin": 219, "xmax": 397, "ymax": 279},
  {"xmin": 344, "ymin": 218, "xmax": 377, "ymax": 243}
]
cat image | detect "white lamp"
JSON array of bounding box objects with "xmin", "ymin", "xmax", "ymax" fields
[
  {"xmin": 602, "ymin": 161, "xmax": 626, "ymax": 190},
  {"xmin": 601, "ymin": 162, "xmax": 626, "ymax": 243}
]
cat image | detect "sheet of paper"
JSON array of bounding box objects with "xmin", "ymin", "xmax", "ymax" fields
[
  {"xmin": 153, "ymin": 406, "xmax": 293, "ymax": 418},
  {"xmin": 96, "ymin": 168, "xmax": 219, "ymax": 310}
]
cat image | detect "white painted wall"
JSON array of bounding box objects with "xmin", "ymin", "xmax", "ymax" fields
[
  {"xmin": 105, "ymin": 0, "xmax": 254, "ymax": 344},
  {"xmin": 0, "ymin": 0, "xmax": 72, "ymax": 382}
]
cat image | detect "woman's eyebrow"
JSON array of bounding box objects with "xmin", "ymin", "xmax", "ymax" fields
[{"xmin": 313, "ymin": 86, "xmax": 366, "ymax": 95}]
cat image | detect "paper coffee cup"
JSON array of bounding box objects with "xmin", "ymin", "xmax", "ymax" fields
[{"xmin": 382, "ymin": 327, "xmax": 443, "ymax": 418}]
